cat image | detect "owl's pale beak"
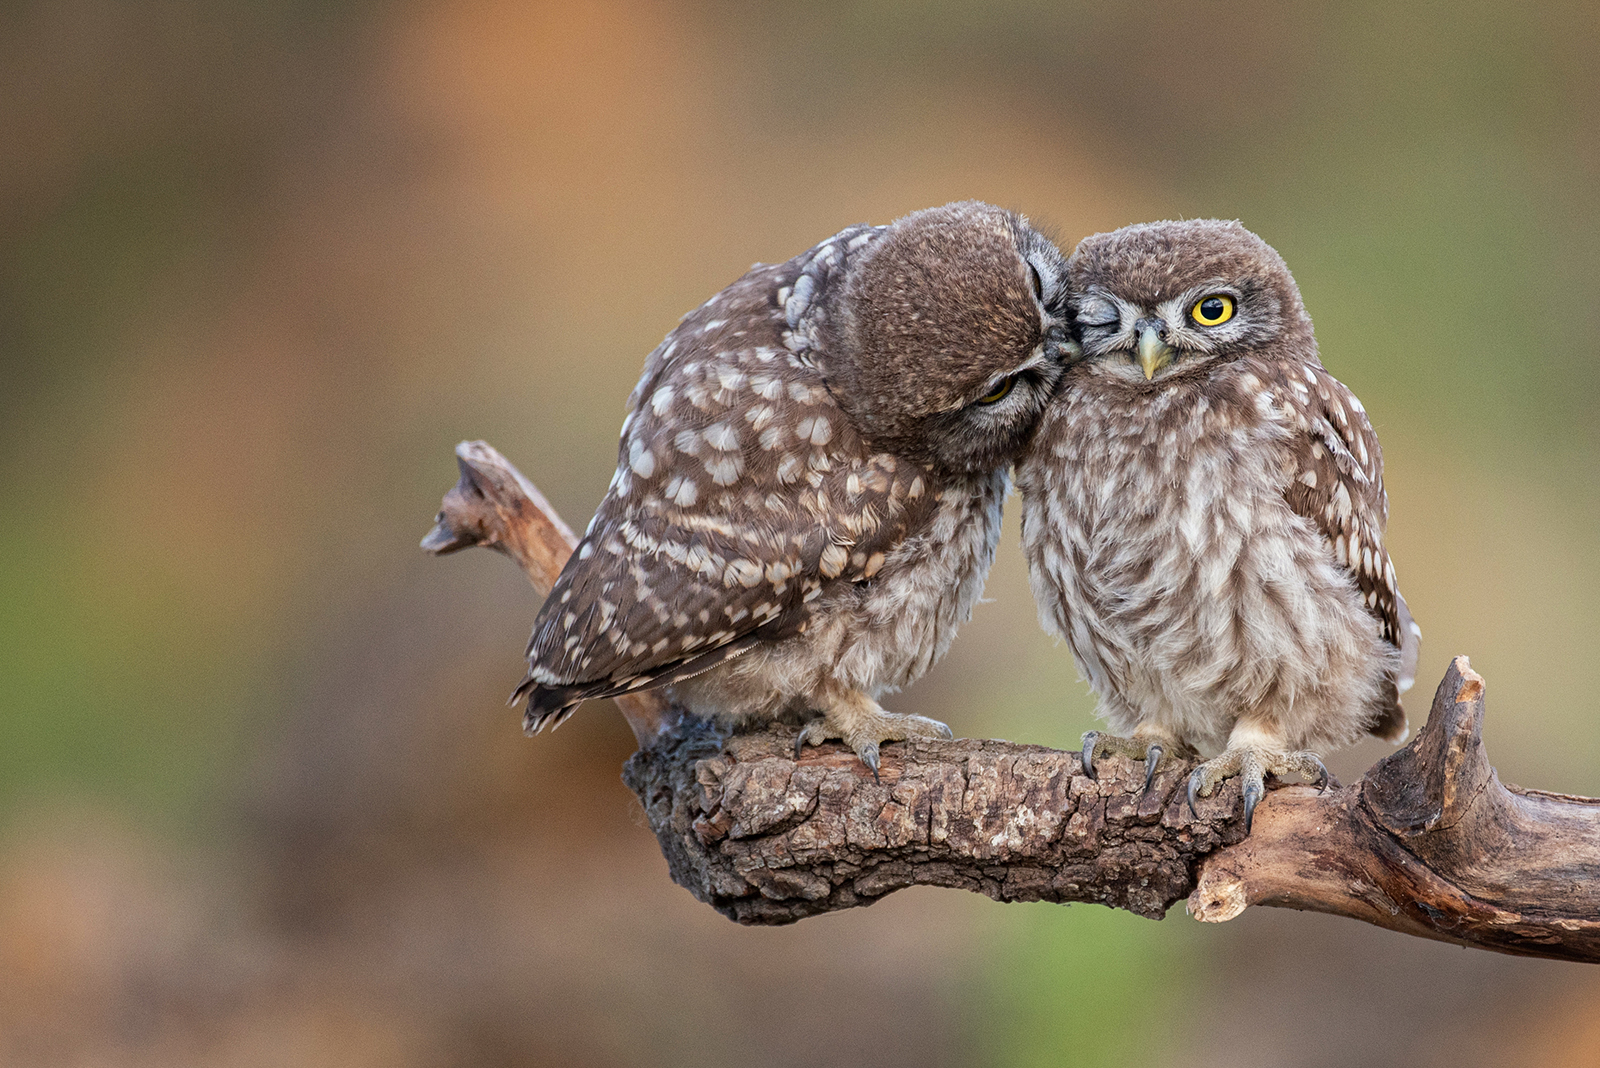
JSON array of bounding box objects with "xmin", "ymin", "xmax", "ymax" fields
[{"xmin": 1137, "ymin": 322, "xmax": 1174, "ymax": 380}]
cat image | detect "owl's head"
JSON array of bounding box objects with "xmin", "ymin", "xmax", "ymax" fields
[
  {"xmin": 821, "ymin": 201, "xmax": 1072, "ymax": 475},
  {"xmin": 1067, "ymin": 218, "xmax": 1313, "ymax": 382}
]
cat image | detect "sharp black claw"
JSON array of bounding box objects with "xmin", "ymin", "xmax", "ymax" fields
[
  {"xmin": 861, "ymin": 743, "xmax": 880, "ymax": 783},
  {"xmin": 1310, "ymin": 754, "xmax": 1330, "ymax": 793},
  {"xmin": 1143, "ymin": 744, "xmax": 1163, "ymax": 793},
  {"xmin": 794, "ymin": 727, "xmax": 809, "ymax": 760},
  {"xmin": 1187, "ymin": 768, "xmax": 1203, "ymax": 819},
  {"xmin": 1242, "ymin": 776, "xmax": 1264, "ymax": 834},
  {"xmin": 1080, "ymin": 731, "xmax": 1100, "ymax": 781}
]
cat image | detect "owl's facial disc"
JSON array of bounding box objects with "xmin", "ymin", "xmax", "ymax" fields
[{"xmin": 1074, "ymin": 281, "xmax": 1258, "ymax": 381}]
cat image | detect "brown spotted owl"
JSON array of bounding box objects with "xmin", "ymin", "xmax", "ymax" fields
[
  {"xmin": 516, "ymin": 201, "xmax": 1071, "ymax": 773},
  {"xmin": 1017, "ymin": 219, "xmax": 1419, "ymax": 830}
]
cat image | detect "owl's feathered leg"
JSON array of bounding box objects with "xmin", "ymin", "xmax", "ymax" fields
[
  {"xmin": 1185, "ymin": 724, "xmax": 1330, "ymax": 833},
  {"xmin": 794, "ymin": 684, "xmax": 953, "ymax": 780},
  {"xmin": 1080, "ymin": 728, "xmax": 1191, "ymax": 792}
]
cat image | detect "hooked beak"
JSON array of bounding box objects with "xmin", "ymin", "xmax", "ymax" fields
[{"xmin": 1137, "ymin": 321, "xmax": 1174, "ymax": 380}]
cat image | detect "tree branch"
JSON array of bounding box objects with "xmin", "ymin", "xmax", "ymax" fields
[{"xmin": 425, "ymin": 440, "xmax": 1600, "ymax": 963}]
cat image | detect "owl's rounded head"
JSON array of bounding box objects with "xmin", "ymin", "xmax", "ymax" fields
[
  {"xmin": 1067, "ymin": 218, "xmax": 1313, "ymax": 382},
  {"xmin": 822, "ymin": 200, "xmax": 1072, "ymax": 474}
]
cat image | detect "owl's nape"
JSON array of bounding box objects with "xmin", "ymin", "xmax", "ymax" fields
[{"xmin": 820, "ymin": 204, "xmax": 1071, "ymax": 476}]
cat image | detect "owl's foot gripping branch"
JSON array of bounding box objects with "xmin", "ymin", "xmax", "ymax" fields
[{"xmin": 425, "ymin": 440, "xmax": 1600, "ymax": 964}]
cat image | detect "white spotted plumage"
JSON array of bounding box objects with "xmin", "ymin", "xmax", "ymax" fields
[
  {"xmin": 518, "ymin": 202, "xmax": 1072, "ymax": 766},
  {"xmin": 1020, "ymin": 219, "xmax": 1418, "ymax": 784}
]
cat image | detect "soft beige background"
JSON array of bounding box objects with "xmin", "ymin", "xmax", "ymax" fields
[{"xmin": 3, "ymin": 1, "xmax": 1598, "ymax": 1064}]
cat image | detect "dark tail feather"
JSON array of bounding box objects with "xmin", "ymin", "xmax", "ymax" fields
[
  {"xmin": 523, "ymin": 701, "xmax": 581, "ymax": 736},
  {"xmin": 1368, "ymin": 684, "xmax": 1409, "ymax": 744},
  {"xmin": 512, "ymin": 674, "xmax": 586, "ymax": 736},
  {"xmin": 1367, "ymin": 590, "xmax": 1421, "ymax": 744},
  {"xmin": 510, "ymin": 623, "xmax": 782, "ymax": 737}
]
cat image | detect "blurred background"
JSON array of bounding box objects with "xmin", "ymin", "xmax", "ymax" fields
[{"xmin": 3, "ymin": 0, "xmax": 1599, "ymax": 1064}]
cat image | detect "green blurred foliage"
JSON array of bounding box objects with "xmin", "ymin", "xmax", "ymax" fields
[{"xmin": 980, "ymin": 902, "xmax": 1194, "ymax": 1067}]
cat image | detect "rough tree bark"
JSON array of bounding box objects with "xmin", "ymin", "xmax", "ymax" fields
[{"xmin": 424, "ymin": 440, "xmax": 1600, "ymax": 963}]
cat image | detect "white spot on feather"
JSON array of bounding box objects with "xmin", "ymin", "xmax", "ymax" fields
[
  {"xmin": 704, "ymin": 423, "xmax": 739, "ymax": 451},
  {"xmin": 725, "ymin": 559, "xmax": 762, "ymax": 588},
  {"xmin": 665, "ymin": 476, "xmax": 698, "ymax": 507},
  {"xmin": 785, "ymin": 274, "xmax": 816, "ymax": 326},
  {"xmin": 629, "ymin": 440, "xmax": 656, "ymax": 478},
  {"xmin": 705, "ymin": 453, "xmax": 744, "ymax": 486},
  {"xmin": 788, "ymin": 381, "xmax": 820, "ymax": 404},
  {"xmin": 1331, "ymin": 482, "xmax": 1353, "ymax": 521}
]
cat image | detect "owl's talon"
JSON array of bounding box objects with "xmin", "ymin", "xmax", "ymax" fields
[
  {"xmin": 807, "ymin": 692, "xmax": 951, "ymax": 778},
  {"xmin": 1079, "ymin": 730, "xmax": 1174, "ymax": 793},
  {"xmin": 1144, "ymin": 744, "xmax": 1163, "ymax": 792},
  {"xmin": 793, "ymin": 718, "xmax": 827, "ymax": 759},
  {"xmin": 1241, "ymin": 773, "xmax": 1265, "ymax": 834},
  {"xmin": 1186, "ymin": 745, "xmax": 1328, "ymax": 833},
  {"xmin": 859, "ymin": 742, "xmax": 881, "ymax": 782}
]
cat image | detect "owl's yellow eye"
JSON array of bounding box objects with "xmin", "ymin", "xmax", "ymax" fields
[
  {"xmin": 976, "ymin": 377, "xmax": 1015, "ymax": 405},
  {"xmin": 1191, "ymin": 294, "xmax": 1235, "ymax": 326}
]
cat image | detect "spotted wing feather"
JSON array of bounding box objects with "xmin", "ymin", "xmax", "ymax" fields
[
  {"xmin": 517, "ymin": 225, "xmax": 935, "ymax": 731},
  {"xmin": 1280, "ymin": 364, "xmax": 1418, "ymax": 741}
]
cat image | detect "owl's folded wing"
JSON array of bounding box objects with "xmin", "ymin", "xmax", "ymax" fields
[
  {"xmin": 515, "ymin": 450, "xmax": 935, "ymax": 731},
  {"xmin": 1280, "ymin": 366, "xmax": 1419, "ymax": 740}
]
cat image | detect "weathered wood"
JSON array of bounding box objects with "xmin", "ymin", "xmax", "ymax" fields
[
  {"xmin": 621, "ymin": 716, "xmax": 1248, "ymax": 925},
  {"xmin": 1190, "ymin": 658, "xmax": 1600, "ymax": 959},
  {"xmin": 426, "ymin": 440, "xmax": 1600, "ymax": 962}
]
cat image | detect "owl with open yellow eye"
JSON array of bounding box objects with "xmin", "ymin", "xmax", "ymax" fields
[{"xmin": 1018, "ymin": 219, "xmax": 1419, "ymax": 831}]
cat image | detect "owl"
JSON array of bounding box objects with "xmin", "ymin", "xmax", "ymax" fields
[
  {"xmin": 1017, "ymin": 219, "xmax": 1419, "ymax": 831},
  {"xmin": 516, "ymin": 201, "xmax": 1072, "ymax": 774}
]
